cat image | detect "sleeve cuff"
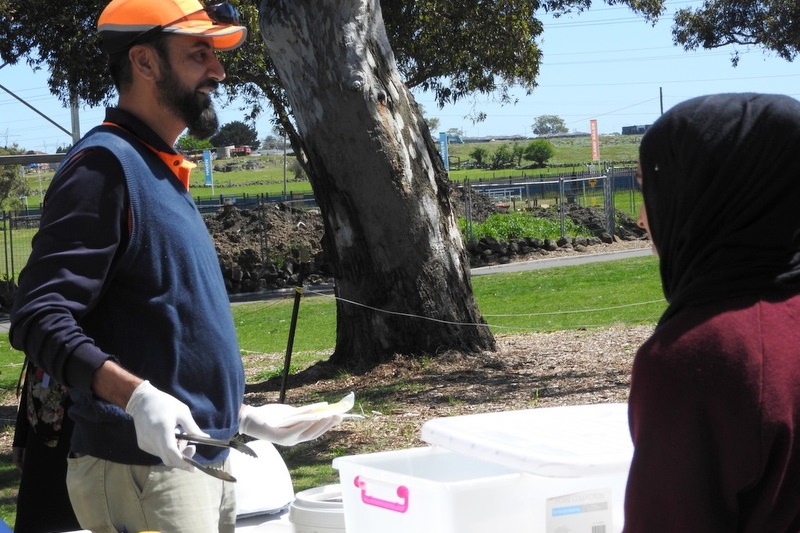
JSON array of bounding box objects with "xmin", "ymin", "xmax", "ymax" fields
[{"xmin": 64, "ymin": 342, "xmax": 115, "ymax": 393}]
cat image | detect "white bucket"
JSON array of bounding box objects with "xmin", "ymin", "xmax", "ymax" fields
[{"xmin": 289, "ymin": 484, "xmax": 346, "ymax": 533}]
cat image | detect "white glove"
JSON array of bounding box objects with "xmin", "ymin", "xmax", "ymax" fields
[
  {"xmin": 239, "ymin": 403, "xmax": 342, "ymax": 446},
  {"xmin": 125, "ymin": 380, "xmax": 206, "ymax": 470}
]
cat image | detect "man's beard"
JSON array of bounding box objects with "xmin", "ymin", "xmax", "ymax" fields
[{"xmin": 156, "ymin": 64, "xmax": 219, "ymax": 140}]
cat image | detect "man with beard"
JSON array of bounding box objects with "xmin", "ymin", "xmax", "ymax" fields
[{"xmin": 9, "ymin": 1, "xmax": 342, "ymax": 532}]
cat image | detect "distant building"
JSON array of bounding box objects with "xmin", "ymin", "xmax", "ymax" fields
[{"xmin": 622, "ymin": 124, "xmax": 651, "ymax": 135}]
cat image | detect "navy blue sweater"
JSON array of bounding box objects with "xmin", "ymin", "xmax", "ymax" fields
[{"xmin": 10, "ymin": 110, "xmax": 244, "ymax": 465}]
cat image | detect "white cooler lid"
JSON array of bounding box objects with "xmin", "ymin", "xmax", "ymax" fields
[{"xmin": 420, "ymin": 403, "xmax": 632, "ymax": 477}]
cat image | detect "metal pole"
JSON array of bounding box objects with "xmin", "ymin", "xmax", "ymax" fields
[
  {"xmin": 279, "ymin": 286, "xmax": 303, "ymax": 404},
  {"xmin": 70, "ymin": 95, "xmax": 81, "ymax": 145},
  {"xmin": 279, "ymin": 248, "xmax": 309, "ymax": 403}
]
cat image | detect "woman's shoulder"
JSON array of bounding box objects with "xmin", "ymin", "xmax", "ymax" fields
[
  {"xmin": 639, "ymin": 298, "xmax": 763, "ymax": 366},
  {"xmin": 639, "ymin": 294, "xmax": 800, "ymax": 371}
]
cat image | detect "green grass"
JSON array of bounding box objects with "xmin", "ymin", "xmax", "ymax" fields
[
  {"xmin": 234, "ymin": 294, "xmax": 336, "ymax": 354},
  {"xmin": 474, "ymin": 256, "xmax": 663, "ymax": 331},
  {"xmin": 233, "ymin": 255, "xmax": 661, "ymax": 362}
]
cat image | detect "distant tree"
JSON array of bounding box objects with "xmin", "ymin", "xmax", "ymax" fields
[
  {"xmin": 268, "ymin": 127, "xmax": 290, "ymax": 152},
  {"xmin": 470, "ymin": 147, "xmax": 489, "ymax": 167},
  {"xmin": 425, "ymin": 117, "xmax": 441, "ymax": 133},
  {"xmin": 532, "ymin": 115, "xmax": 569, "ymax": 137},
  {"xmin": 261, "ymin": 135, "xmax": 281, "ymax": 151},
  {"xmin": 209, "ymin": 121, "xmax": 260, "ymax": 149},
  {"xmin": 490, "ymin": 143, "xmax": 515, "ymax": 169},
  {"xmin": 512, "ymin": 142, "xmax": 525, "ymax": 167},
  {"xmin": 56, "ymin": 145, "xmax": 72, "ymax": 153},
  {"xmin": 417, "ymin": 104, "xmax": 440, "ymax": 133},
  {"xmin": 175, "ymin": 134, "xmax": 213, "ymax": 152},
  {"xmin": 289, "ymin": 159, "xmax": 307, "ymax": 181},
  {"xmin": 524, "ymin": 139, "xmax": 555, "ymax": 166}
]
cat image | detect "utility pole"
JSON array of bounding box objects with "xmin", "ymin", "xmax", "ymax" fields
[
  {"xmin": 70, "ymin": 94, "xmax": 81, "ymax": 145},
  {"xmin": 660, "ymin": 87, "xmax": 664, "ymax": 115}
]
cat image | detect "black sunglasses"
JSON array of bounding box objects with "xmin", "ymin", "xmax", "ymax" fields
[
  {"xmin": 195, "ymin": 2, "xmax": 240, "ymax": 26},
  {"xmin": 107, "ymin": 2, "xmax": 240, "ymax": 56}
]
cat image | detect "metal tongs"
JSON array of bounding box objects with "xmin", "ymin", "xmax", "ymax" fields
[{"xmin": 176, "ymin": 433, "xmax": 258, "ymax": 482}]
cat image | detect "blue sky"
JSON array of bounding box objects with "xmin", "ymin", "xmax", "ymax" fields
[{"xmin": 2, "ymin": 0, "xmax": 800, "ymax": 152}]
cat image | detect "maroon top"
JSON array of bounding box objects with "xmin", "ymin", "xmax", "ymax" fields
[{"xmin": 625, "ymin": 293, "xmax": 800, "ymax": 532}]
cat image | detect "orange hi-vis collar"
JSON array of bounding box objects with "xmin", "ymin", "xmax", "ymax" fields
[{"xmin": 102, "ymin": 121, "xmax": 195, "ymax": 190}]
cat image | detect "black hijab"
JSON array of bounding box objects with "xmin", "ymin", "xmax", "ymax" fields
[{"xmin": 639, "ymin": 93, "xmax": 800, "ymax": 324}]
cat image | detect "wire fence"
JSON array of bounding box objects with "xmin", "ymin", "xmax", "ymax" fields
[{"xmin": 0, "ymin": 212, "xmax": 38, "ymax": 283}]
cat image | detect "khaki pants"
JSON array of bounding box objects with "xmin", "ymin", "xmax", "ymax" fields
[{"xmin": 67, "ymin": 454, "xmax": 236, "ymax": 533}]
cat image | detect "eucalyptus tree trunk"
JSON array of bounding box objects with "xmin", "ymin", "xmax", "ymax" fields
[{"xmin": 258, "ymin": 0, "xmax": 495, "ymax": 368}]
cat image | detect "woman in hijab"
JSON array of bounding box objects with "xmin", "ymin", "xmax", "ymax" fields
[{"xmin": 624, "ymin": 93, "xmax": 800, "ymax": 532}]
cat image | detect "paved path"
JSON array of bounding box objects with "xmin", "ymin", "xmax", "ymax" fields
[{"xmin": 471, "ymin": 247, "xmax": 654, "ymax": 276}]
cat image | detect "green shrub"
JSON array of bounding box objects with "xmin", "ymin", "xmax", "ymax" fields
[{"xmin": 460, "ymin": 212, "xmax": 591, "ymax": 241}]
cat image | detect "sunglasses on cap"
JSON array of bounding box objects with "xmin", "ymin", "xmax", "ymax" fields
[
  {"xmin": 190, "ymin": 2, "xmax": 240, "ymax": 25},
  {"xmin": 107, "ymin": 2, "xmax": 240, "ymax": 56}
]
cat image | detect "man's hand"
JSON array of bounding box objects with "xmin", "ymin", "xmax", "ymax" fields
[
  {"xmin": 239, "ymin": 403, "xmax": 342, "ymax": 446},
  {"xmin": 125, "ymin": 380, "xmax": 206, "ymax": 469}
]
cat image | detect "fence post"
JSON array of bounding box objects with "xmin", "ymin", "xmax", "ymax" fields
[
  {"xmin": 1, "ymin": 212, "xmax": 8, "ymax": 279},
  {"xmin": 604, "ymin": 172, "xmax": 615, "ymax": 238},
  {"xmin": 9, "ymin": 212, "xmax": 16, "ymax": 281},
  {"xmin": 558, "ymin": 177, "xmax": 565, "ymax": 237},
  {"xmin": 257, "ymin": 199, "xmax": 268, "ymax": 265},
  {"xmin": 464, "ymin": 179, "xmax": 473, "ymax": 242}
]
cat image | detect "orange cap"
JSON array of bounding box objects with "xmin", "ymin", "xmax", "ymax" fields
[{"xmin": 97, "ymin": 0, "xmax": 247, "ymax": 54}]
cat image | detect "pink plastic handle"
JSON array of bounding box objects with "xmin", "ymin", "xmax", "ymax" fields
[{"xmin": 354, "ymin": 475, "xmax": 410, "ymax": 513}]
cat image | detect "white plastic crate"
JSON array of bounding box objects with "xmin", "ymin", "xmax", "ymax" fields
[
  {"xmin": 333, "ymin": 446, "xmax": 537, "ymax": 533},
  {"xmin": 334, "ymin": 403, "xmax": 633, "ymax": 533}
]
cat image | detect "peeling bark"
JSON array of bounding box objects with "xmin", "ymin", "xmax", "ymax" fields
[{"xmin": 259, "ymin": 0, "xmax": 495, "ymax": 368}]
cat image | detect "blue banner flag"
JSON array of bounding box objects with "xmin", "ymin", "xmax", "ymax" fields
[
  {"xmin": 439, "ymin": 132, "xmax": 449, "ymax": 171},
  {"xmin": 203, "ymin": 150, "xmax": 213, "ymax": 186}
]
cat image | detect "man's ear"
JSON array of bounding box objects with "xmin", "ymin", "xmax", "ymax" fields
[{"xmin": 128, "ymin": 44, "xmax": 161, "ymax": 81}]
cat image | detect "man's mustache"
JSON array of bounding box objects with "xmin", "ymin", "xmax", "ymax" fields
[{"xmin": 198, "ymin": 80, "xmax": 220, "ymax": 93}]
